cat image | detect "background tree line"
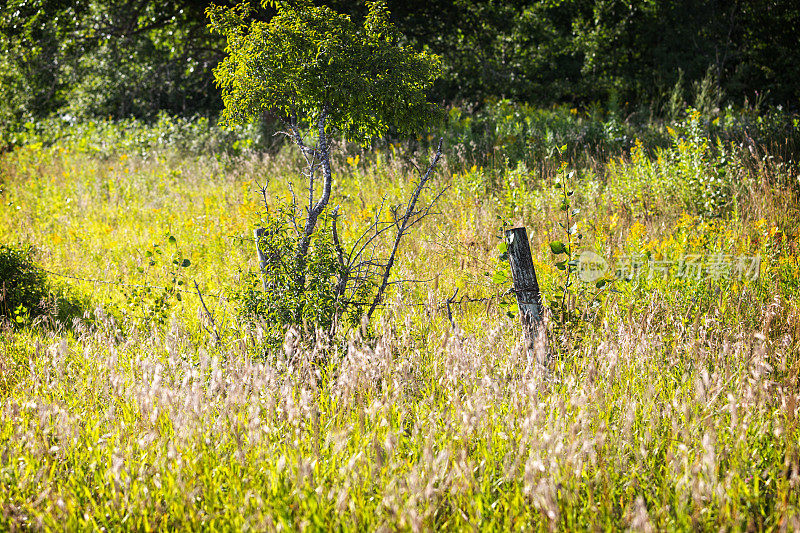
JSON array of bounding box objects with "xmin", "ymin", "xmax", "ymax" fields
[{"xmin": 1, "ymin": 0, "xmax": 798, "ymax": 138}]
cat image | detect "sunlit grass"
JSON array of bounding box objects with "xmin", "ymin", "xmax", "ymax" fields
[{"xmin": 1, "ymin": 116, "xmax": 799, "ymax": 530}]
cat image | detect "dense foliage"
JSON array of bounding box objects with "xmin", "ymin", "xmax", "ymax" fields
[
  {"xmin": 0, "ymin": 243, "xmax": 84, "ymax": 326},
  {"xmin": 207, "ymin": 0, "xmax": 442, "ymax": 139},
  {"xmin": 0, "ymin": 0, "xmax": 226, "ymax": 144},
  {"xmin": 0, "ymin": 244, "xmax": 49, "ymax": 322},
  {"xmin": 2, "ymin": 0, "xmax": 798, "ymax": 145},
  {"xmin": 361, "ymin": 0, "xmax": 800, "ymax": 109}
]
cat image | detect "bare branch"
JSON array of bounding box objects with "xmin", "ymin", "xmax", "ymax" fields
[
  {"xmin": 367, "ymin": 138, "xmax": 444, "ymax": 319},
  {"xmin": 286, "ymin": 182, "xmax": 300, "ymax": 236},
  {"xmin": 446, "ymin": 288, "xmax": 459, "ymax": 329},
  {"xmin": 345, "ymin": 196, "xmax": 389, "ymax": 264},
  {"xmin": 254, "ymin": 177, "xmax": 270, "ymax": 212},
  {"xmin": 194, "ymin": 280, "xmax": 220, "ymax": 344},
  {"xmin": 386, "ymin": 277, "xmax": 435, "ymax": 286},
  {"xmin": 331, "ymin": 207, "xmax": 349, "ymax": 305},
  {"xmin": 330, "ymin": 206, "xmax": 345, "ymax": 269},
  {"xmin": 295, "ymin": 105, "xmax": 333, "ymax": 267}
]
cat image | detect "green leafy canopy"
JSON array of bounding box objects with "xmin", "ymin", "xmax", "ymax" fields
[{"xmin": 207, "ymin": 0, "xmax": 443, "ymax": 141}]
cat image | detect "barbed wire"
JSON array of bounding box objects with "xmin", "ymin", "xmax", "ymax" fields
[
  {"xmin": 36, "ymin": 265, "xmax": 512, "ymax": 311},
  {"xmin": 38, "ymin": 267, "xmax": 229, "ymax": 300}
]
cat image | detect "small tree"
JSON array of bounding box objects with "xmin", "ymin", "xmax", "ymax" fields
[{"xmin": 208, "ymin": 0, "xmax": 444, "ymax": 335}]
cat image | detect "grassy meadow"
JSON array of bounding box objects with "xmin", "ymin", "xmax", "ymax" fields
[{"xmin": 1, "ymin": 106, "xmax": 800, "ymax": 530}]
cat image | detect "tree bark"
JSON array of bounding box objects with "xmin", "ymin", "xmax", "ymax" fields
[{"xmin": 295, "ymin": 106, "xmax": 332, "ymax": 271}]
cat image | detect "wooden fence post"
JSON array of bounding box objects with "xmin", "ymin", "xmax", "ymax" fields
[
  {"xmin": 254, "ymin": 228, "xmax": 268, "ymax": 292},
  {"xmin": 505, "ymin": 227, "xmax": 551, "ymax": 372}
]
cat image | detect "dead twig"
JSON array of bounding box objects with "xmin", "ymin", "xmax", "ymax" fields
[
  {"xmin": 446, "ymin": 287, "xmax": 459, "ymax": 329},
  {"xmin": 367, "ymin": 138, "xmax": 444, "ymax": 319},
  {"xmin": 194, "ymin": 280, "xmax": 220, "ymax": 344}
]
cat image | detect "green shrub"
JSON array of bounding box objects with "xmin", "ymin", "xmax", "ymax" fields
[
  {"xmin": 5, "ymin": 113, "xmax": 276, "ymax": 157},
  {"xmin": 0, "ymin": 244, "xmax": 86, "ymax": 327},
  {"xmin": 231, "ymin": 206, "xmax": 371, "ymax": 354},
  {"xmin": 0, "ymin": 244, "xmax": 50, "ymax": 324},
  {"xmin": 440, "ymin": 99, "xmax": 671, "ymax": 175}
]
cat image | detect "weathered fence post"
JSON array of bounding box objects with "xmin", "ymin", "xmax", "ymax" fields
[
  {"xmin": 254, "ymin": 228, "xmax": 268, "ymax": 292},
  {"xmin": 505, "ymin": 227, "xmax": 551, "ymax": 372}
]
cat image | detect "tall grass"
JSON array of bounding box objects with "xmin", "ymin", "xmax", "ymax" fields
[{"xmin": 1, "ymin": 107, "xmax": 799, "ymax": 530}]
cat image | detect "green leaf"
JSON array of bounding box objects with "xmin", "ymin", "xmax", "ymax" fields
[
  {"xmin": 497, "ymin": 241, "xmax": 508, "ymax": 253},
  {"xmin": 596, "ymin": 279, "xmax": 607, "ymax": 288},
  {"xmin": 175, "ymin": 291, "xmax": 182, "ymax": 301},
  {"xmin": 550, "ymin": 241, "xmax": 566, "ymax": 254},
  {"xmin": 181, "ymin": 259, "xmax": 191, "ymax": 268},
  {"xmin": 491, "ymin": 270, "xmax": 507, "ymax": 284},
  {"xmin": 168, "ymin": 235, "xmax": 177, "ymax": 245}
]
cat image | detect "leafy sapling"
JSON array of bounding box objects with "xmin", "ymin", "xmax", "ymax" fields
[
  {"xmin": 208, "ymin": 0, "xmax": 445, "ymax": 335},
  {"xmin": 549, "ymin": 158, "xmax": 610, "ymax": 345},
  {"xmin": 548, "ymin": 143, "xmax": 582, "ymax": 326},
  {"xmin": 123, "ymin": 234, "xmax": 191, "ymax": 327}
]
